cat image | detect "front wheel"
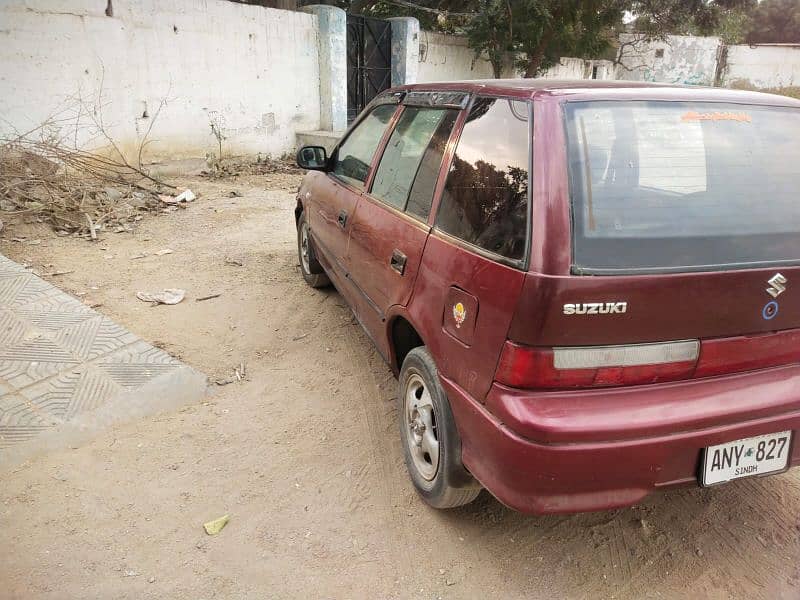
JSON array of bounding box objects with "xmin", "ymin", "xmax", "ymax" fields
[
  {"xmin": 399, "ymin": 347, "xmax": 481, "ymax": 509},
  {"xmin": 296, "ymin": 211, "xmax": 330, "ymax": 288}
]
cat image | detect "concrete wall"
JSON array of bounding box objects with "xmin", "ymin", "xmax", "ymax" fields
[
  {"xmin": 389, "ymin": 17, "xmax": 420, "ymax": 87},
  {"xmin": 0, "ymin": 0, "xmax": 321, "ymax": 160},
  {"xmin": 416, "ymin": 31, "xmax": 617, "ymax": 83},
  {"xmin": 537, "ymin": 57, "xmax": 585, "ymax": 79},
  {"xmin": 616, "ymin": 34, "xmax": 721, "ymax": 86},
  {"xmin": 538, "ymin": 57, "xmax": 615, "ymax": 80},
  {"xmin": 417, "ymin": 31, "xmax": 514, "ymax": 82},
  {"xmin": 722, "ymin": 44, "xmax": 800, "ymax": 90},
  {"xmin": 616, "ymin": 35, "xmax": 800, "ymax": 91},
  {"xmin": 304, "ymin": 4, "xmax": 346, "ymax": 132},
  {"xmin": 416, "ymin": 30, "xmax": 800, "ymax": 91}
]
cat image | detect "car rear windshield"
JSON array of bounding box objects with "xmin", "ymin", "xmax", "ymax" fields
[{"xmin": 564, "ymin": 100, "xmax": 800, "ymax": 274}]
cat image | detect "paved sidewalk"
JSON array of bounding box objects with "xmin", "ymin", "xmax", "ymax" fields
[{"xmin": 0, "ymin": 253, "xmax": 206, "ymax": 466}]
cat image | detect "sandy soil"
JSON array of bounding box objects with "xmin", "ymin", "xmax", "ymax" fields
[{"xmin": 1, "ymin": 173, "xmax": 799, "ymax": 600}]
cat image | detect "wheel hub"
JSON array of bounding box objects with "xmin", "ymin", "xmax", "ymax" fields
[
  {"xmin": 409, "ymin": 413, "xmax": 426, "ymax": 443},
  {"xmin": 403, "ymin": 374, "xmax": 440, "ymax": 481},
  {"xmin": 299, "ymin": 223, "xmax": 311, "ymax": 272}
]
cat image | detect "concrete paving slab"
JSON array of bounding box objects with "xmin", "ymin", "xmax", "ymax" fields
[{"xmin": 0, "ymin": 253, "xmax": 207, "ymax": 468}]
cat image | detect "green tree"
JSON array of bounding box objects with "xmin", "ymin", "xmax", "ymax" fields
[
  {"xmin": 341, "ymin": 0, "xmax": 470, "ymax": 31},
  {"xmin": 464, "ymin": 0, "xmax": 624, "ymax": 77},
  {"xmin": 518, "ymin": 0, "xmax": 625, "ymax": 77},
  {"xmin": 334, "ymin": 0, "xmax": 759, "ymax": 77},
  {"xmin": 746, "ymin": 0, "xmax": 800, "ymax": 43},
  {"xmin": 466, "ymin": 1, "xmax": 518, "ymax": 77},
  {"xmin": 708, "ymin": 8, "xmax": 753, "ymax": 44},
  {"xmin": 630, "ymin": 0, "xmax": 755, "ymax": 37},
  {"xmin": 464, "ymin": 0, "xmax": 756, "ymax": 78}
]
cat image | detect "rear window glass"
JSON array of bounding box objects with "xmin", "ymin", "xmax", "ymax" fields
[
  {"xmin": 436, "ymin": 97, "xmax": 530, "ymax": 262},
  {"xmin": 565, "ymin": 101, "xmax": 800, "ymax": 273}
]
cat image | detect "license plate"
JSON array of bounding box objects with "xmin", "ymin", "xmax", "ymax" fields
[{"xmin": 702, "ymin": 431, "xmax": 792, "ymax": 486}]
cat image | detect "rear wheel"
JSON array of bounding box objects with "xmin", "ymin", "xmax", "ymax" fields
[
  {"xmin": 297, "ymin": 212, "xmax": 329, "ymax": 288},
  {"xmin": 399, "ymin": 347, "xmax": 481, "ymax": 508}
]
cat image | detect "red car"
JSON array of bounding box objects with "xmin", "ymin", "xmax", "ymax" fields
[{"xmin": 295, "ymin": 80, "xmax": 800, "ymax": 514}]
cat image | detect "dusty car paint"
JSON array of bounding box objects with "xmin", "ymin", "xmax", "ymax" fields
[{"xmin": 297, "ymin": 80, "xmax": 800, "ymax": 514}]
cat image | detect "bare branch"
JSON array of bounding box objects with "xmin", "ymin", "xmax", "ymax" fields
[{"xmin": 0, "ymin": 84, "xmax": 180, "ymax": 239}]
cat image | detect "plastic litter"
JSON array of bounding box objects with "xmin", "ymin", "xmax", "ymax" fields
[
  {"xmin": 175, "ymin": 189, "xmax": 196, "ymax": 202},
  {"xmin": 136, "ymin": 289, "xmax": 186, "ymax": 305},
  {"xmin": 203, "ymin": 514, "xmax": 230, "ymax": 535}
]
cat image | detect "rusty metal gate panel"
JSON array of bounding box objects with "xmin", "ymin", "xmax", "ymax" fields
[{"xmin": 346, "ymin": 15, "xmax": 392, "ymax": 123}]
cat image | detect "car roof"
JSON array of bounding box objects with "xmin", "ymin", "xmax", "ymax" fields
[
  {"xmin": 395, "ymin": 79, "xmax": 800, "ymax": 107},
  {"xmin": 403, "ymin": 78, "xmax": 671, "ymax": 92}
]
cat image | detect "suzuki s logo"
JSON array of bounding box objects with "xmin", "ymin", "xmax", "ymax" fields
[
  {"xmin": 563, "ymin": 302, "xmax": 627, "ymax": 315},
  {"xmin": 766, "ymin": 273, "xmax": 787, "ymax": 299}
]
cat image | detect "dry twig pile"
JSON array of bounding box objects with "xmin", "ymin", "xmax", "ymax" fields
[
  {"xmin": 201, "ymin": 154, "xmax": 302, "ymax": 178},
  {"xmin": 0, "ymin": 131, "xmax": 175, "ymax": 239}
]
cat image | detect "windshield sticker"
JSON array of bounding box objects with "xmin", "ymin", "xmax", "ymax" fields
[{"xmin": 681, "ymin": 111, "xmax": 752, "ymax": 123}]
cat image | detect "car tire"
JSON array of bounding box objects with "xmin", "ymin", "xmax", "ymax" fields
[
  {"xmin": 296, "ymin": 211, "xmax": 330, "ymax": 288},
  {"xmin": 399, "ymin": 346, "xmax": 482, "ymax": 509}
]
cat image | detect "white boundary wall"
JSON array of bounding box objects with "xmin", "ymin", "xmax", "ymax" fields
[
  {"xmin": 417, "ymin": 31, "xmax": 512, "ymax": 82},
  {"xmin": 416, "ymin": 31, "xmax": 614, "ymax": 83},
  {"xmin": 0, "ymin": 0, "xmax": 321, "ymax": 160},
  {"xmin": 723, "ymin": 44, "xmax": 800, "ymax": 89},
  {"xmin": 616, "ymin": 35, "xmax": 800, "ymax": 91},
  {"xmin": 616, "ymin": 34, "xmax": 722, "ymax": 86}
]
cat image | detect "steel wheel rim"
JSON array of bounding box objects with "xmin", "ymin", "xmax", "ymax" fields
[
  {"xmin": 300, "ymin": 222, "xmax": 311, "ymax": 273},
  {"xmin": 404, "ymin": 373, "xmax": 440, "ymax": 481}
]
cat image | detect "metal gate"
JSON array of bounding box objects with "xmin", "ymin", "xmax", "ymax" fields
[{"xmin": 346, "ymin": 15, "xmax": 392, "ymax": 123}]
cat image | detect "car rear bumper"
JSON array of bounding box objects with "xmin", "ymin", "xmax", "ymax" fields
[{"xmin": 441, "ymin": 366, "xmax": 800, "ymax": 515}]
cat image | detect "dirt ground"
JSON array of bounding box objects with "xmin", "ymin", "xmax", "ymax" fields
[{"xmin": 1, "ymin": 171, "xmax": 799, "ymax": 600}]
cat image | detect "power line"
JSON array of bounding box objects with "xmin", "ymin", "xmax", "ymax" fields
[{"xmin": 380, "ymin": 0, "xmax": 478, "ymax": 18}]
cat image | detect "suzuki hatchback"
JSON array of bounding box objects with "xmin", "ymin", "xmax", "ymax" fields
[{"xmin": 294, "ymin": 80, "xmax": 800, "ymax": 514}]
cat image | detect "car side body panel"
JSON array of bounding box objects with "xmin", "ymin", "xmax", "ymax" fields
[
  {"xmin": 346, "ymin": 193, "xmax": 430, "ymax": 348},
  {"xmin": 302, "ymin": 171, "xmax": 360, "ymax": 277},
  {"xmin": 404, "ymin": 233, "xmax": 526, "ymax": 402}
]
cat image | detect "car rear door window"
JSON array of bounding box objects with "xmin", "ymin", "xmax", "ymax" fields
[
  {"xmin": 332, "ymin": 103, "xmax": 397, "ymax": 189},
  {"xmin": 370, "ymin": 107, "xmax": 458, "ymax": 219},
  {"xmin": 435, "ymin": 96, "xmax": 530, "ymax": 262}
]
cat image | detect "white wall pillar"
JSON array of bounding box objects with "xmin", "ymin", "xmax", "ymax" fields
[
  {"xmin": 388, "ymin": 17, "xmax": 420, "ymax": 87},
  {"xmin": 304, "ymin": 5, "xmax": 347, "ymax": 132}
]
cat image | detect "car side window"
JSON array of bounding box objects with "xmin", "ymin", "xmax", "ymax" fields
[
  {"xmin": 435, "ymin": 97, "xmax": 530, "ymax": 261},
  {"xmin": 332, "ymin": 104, "xmax": 397, "ymax": 189},
  {"xmin": 370, "ymin": 107, "xmax": 458, "ymax": 219}
]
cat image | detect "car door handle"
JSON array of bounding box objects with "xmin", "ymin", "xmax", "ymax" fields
[
  {"xmin": 390, "ymin": 249, "xmax": 407, "ymax": 275},
  {"xmin": 337, "ymin": 210, "xmax": 347, "ymax": 228}
]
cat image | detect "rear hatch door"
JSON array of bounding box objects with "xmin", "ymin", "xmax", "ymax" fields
[{"xmin": 513, "ymin": 97, "xmax": 800, "ymax": 348}]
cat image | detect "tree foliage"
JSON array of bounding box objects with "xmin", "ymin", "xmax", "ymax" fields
[
  {"xmin": 464, "ymin": 0, "xmax": 759, "ymax": 76},
  {"xmin": 462, "ymin": 0, "xmax": 626, "ymax": 77},
  {"xmin": 629, "ymin": 0, "xmax": 754, "ymax": 38},
  {"xmin": 333, "ymin": 0, "xmax": 793, "ymax": 78},
  {"xmin": 746, "ymin": 0, "xmax": 800, "ymax": 43},
  {"xmin": 338, "ymin": 0, "xmax": 468, "ymax": 30},
  {"xmin": 465, "ymin": 1, "xmax": 517, "ymax": 77}
]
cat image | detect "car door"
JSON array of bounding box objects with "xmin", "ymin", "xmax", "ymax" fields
[
  {"xmin": 408, "ymin": 96, "xmax": 532, "ymax": 401},
  {"xmin": 345, "ymin": 95, "xmax": 462, "ymax": 356},
  {"xmin": 304, "ymin": 102, "xmax": 399, "ymax": 287}
]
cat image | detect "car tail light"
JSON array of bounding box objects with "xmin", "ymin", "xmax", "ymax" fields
[
  {"xmin": 695, "ymin": 329, "xmax": 800, "ymax": 378},
  {"xmin": 495, "ymin": 340, "xmax": 700, "ymax": 389}
]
